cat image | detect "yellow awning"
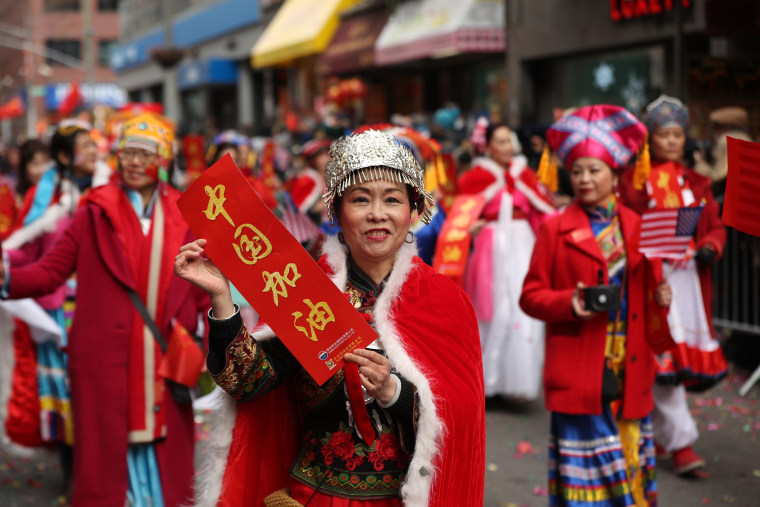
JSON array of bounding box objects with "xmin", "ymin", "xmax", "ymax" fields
[{"xmin": 251, "ymin": 0, "xmax": 361, "ymax": 68}]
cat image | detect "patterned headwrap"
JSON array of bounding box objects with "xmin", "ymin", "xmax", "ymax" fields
[
  {"xmin": 118, "ymin": 112, "xmax": 175, "ymax": 181},
  {"xmin": 643, "ymin": 94, "xmax": 688, "ymax": 133},
  {"xmin": 323, "ymin": 129, "xmax": 434, "ymax": 225},
  {"xmin": 546, "ymin": 104, "xmax": 647, "ymax": 172}
]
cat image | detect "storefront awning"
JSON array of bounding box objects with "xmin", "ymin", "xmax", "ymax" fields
[
  {"xmin": 374, "ymin": 0, "xmax": 506, "ymax": 66},
  {"xmin": 316, "ymin": 7, "xmax": 388, "ymax": 75},
  {"xmin": 251, "ymin": 0, "xmax": 361, "ymax": 68}
]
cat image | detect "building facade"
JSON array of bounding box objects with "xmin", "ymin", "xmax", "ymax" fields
[
  {"xmin": 507, "ymin": 0, "xmax": 760, "ymax": 139},
  {"xmin": 112, "ymin": 0, "xmax": 265, "ymax": 136},
  {"xmin": 0, "ymin": 0, "xmax": 123, "ymax": 139}
]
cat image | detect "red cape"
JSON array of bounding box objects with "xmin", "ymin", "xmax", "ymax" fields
[{"xmin": 197, "ymin": 238, "xmax": 485, "ymax": 506}]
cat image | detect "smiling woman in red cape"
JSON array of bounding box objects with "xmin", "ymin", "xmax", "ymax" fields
[{"xmin": 177, "ymin": 130, "xmax": 486, "ymax": 507}]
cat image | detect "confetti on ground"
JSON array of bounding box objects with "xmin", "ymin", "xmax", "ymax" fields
[
  {"xmin": 487, "ymin": 463, "xmax": 499, "ymax": 472},
  {"xmin": 533, "ymin": 486, "xmax": 549, "ymax": 496},
  {"xmin": 754, "ymin": 469, "xmax": 760, "ymax": 477},
  {"xmin": 516, "ymin": 441, "xmax": 533, "ymax": 454}
]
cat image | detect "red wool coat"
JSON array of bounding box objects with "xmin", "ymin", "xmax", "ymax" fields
[
  {"xmin": 519, "ymin": 202, "xmax": 657, "ymax": 420},
  {"xmin": 8, "ymin": 183, "xmax": 209, "ymax": 507}
]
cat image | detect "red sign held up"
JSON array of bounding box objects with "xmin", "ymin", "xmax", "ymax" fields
[
  {"xmin": 723, "ymin": 136, "xmax": 760, "ymax": 238},
  {"xmin": 177, "ymin": 154, "xmax": 378, "ymax": 385}
]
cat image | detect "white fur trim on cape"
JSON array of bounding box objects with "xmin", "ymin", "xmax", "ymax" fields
[
  {"xmin": 193, "ymin": 235, "xmax": 441, "ymax": 507},
  {"xmin": 473, "ymin": 155, "xmax": 555, "ymax": 216},
  {"xmin": 509, "ymin": 156, "xmax": 555, "ymax": 215},
  {"xmin": 320, "ymin": 236, "xmax": 442, "ymax": 506},
  {"xmin": 470, "ymin": 156, "xmax": 505, "ymax": 204}
]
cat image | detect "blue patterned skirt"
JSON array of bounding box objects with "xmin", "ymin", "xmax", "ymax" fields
[{"xmin": 548, "ymin": 408, "xmax": 657, "ymax": 506}]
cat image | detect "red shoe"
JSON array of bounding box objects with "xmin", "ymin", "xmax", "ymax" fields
[{"xmin": 672, "ymin": 447, "xmax": 707, "ymax": 478}]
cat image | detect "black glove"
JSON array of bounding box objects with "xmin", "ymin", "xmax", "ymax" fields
[{"xmin": 694, "ymin": 245, "xmax": 717, "ymax": 264}]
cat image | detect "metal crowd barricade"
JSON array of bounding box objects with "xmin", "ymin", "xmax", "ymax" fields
[
  {"xmin": 712, "ymin": 227, "xmax": 760, "ymax": 336},
  {"xmin": 709, "ymin": 226, "xmax": 760, "ymax": 395}
]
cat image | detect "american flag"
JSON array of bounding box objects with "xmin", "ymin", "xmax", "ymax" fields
[
  {"xmin": 276, "ymin": 193, "xmax": 320, "ymax": 245},
  {"xmin": 638, "ymin": 205, "xmax": 704, "ymax": 259}
]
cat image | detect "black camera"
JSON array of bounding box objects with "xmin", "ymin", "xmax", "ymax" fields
[
  {"xmin": 582, "ymin": 269, "xmax": 621, "ymax": 312},
  {"xmin": 583, "ymin": 285, "xmax": 621, "ymax": 313}
]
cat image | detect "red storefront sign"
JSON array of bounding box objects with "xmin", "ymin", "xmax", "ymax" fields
[{"xmin": 610, "ymin": 0, "xmax": 691, "ymax": 21}]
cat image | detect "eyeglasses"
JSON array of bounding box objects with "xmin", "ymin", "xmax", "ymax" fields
[{"xmin": 118, "ymin": 149, "xmax": 158, "ymax": 163}]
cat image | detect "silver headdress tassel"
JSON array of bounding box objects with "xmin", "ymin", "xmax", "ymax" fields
[{"xmin": 323, "ymin": 129, "xmax": 435, "ymax": 225}]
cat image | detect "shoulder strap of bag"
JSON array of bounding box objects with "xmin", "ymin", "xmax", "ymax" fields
[{"xmin": 127, "ymin": 288, "xmax": 168, "ymax": 352}]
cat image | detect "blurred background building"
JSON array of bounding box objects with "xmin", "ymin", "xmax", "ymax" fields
[
  {"xmin": 507, "ymin": 0, "xmax": 760, "ymax": 137},
  {"xmin": 0, "ymin": 0, "xmax": 124, "ymax": 138},
  {"xmin": 2, "ymin": 0, "xmax": 757, "ymax": 143}
]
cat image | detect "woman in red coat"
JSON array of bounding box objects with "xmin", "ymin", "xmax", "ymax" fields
[
  {"xmin": 521, "ymin": 105, "xmax": 671, "ymax": 507},
  {"xmin": 618, "ymin": 95, "xmax": 727, "ymax": 478},
  {"xmin": 0, "ymin": 113, "xmax": 209, "ymax": 507}
]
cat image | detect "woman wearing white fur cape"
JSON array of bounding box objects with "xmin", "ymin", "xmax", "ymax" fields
[{"xmin": 176, "ymin": 130, "xmax": 486, "ymax": 507}]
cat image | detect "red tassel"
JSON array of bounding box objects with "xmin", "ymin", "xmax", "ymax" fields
[{"xmin": 343, "ymin": 362, "xmax": 376, "ymax": 446}]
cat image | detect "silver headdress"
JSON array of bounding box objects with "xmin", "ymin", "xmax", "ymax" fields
[{"xmin": 323, "ymin": 129, "xmax": 434, "ymax": 225}]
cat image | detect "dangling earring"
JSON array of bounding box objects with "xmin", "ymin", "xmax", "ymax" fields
[{"xmin": 405, "ymin": 231, "xmax": 415, "ymax": 244}]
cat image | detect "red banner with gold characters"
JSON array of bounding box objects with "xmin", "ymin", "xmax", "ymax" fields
[
  {"xmin": 177, "ymin": 154, "xmax": 378, "ymax": 385},
  {"xmin": 432, "ymin": 194, "xmax": 486, "ymax": 287},
  {"xmin": 181, "ymin": 135, "xmax": 206, "ymax": 186}
]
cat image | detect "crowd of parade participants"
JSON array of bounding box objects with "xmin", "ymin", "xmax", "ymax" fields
[{"xmin": 0, "ymin": 95, "xmax": 746, "ymax": 506}]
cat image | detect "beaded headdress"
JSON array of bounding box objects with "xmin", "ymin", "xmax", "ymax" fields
[
  {"xmin": 118, "ymin": 112, "xmax": 175, "ymax": 181},
  {"xmin": 644, "ymin": 94, "xmax": 688, "ymax": 133},
  {"xmin": 323, "ymin": 129, "xmax": 434, "ymax": 225}
]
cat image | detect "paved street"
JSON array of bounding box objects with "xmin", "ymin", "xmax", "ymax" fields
[{"xmin": 2, "ymin": 368, "xmax": 760, "ymax": 506}]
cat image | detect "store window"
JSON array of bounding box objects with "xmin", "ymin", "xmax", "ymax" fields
[
  {"xmin": 46, "ymin": 39, "xmax": 82, "ymax": 65},
  {"xmin": 98, "ymin": 0, "xmax": 118, "ymax": 11},
  {"xmin": 45, "ymin": 0, "xmax": 79, "ymax": 11},
  {"xmin": 98, "ymin": 40, "xmax": 118, "ymax": 67},
  {"xmin": 553, "ymin": 46, "xmax": 665, "ymax": 114}
]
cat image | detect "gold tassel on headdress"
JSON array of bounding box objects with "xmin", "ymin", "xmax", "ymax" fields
[
  {"xmin": 537, "ymin": 143, "xmax": 558, "ymax": 193},
  {"xmin": 436, "ymin": 153, "xmax": 448, "ymax": 188},
  {"xmin": 424, "ymin": 160, "xmax": 438, "ymax": 193},
  {"xmin": 633, "ymin": 135, "xmax": 651, "ymax": 190}
]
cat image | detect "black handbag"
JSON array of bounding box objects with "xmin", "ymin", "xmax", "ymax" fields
[{"xmin": 126, "ymin": 289, "xmax": 194, "ymax": 404}]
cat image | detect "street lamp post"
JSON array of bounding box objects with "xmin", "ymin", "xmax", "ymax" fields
[{"xmin": 151, "ymin": 0, "xmax": 184, "ymax": 123}]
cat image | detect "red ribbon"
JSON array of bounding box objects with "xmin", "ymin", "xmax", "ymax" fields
[
  {"xmin": 343, "ymin": 361, "xmax": 376, "ymax": 446},
  {"xmin": 343, "ymin": 311, "xmax": 376, "ymax": 446}
]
